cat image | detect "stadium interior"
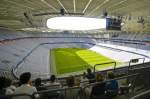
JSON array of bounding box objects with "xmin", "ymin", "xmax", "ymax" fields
[{"xmin": 0, "ymin": 0, "xmax": 150, "ymax": 99}]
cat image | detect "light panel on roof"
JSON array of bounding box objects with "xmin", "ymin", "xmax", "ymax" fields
[{"xmin": 47, "ymin": 17, "xmax": 106, "ymax": 31}]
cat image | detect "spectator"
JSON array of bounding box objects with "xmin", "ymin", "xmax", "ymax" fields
[
  {"xmin": 65, "ymin": 76, "xmax": 80, "ymax": 99},
  {"xmin": 34, "ymin": 78, "xmax": 46, "ymax": 91},
  {"xmin": 5, "ymin": 78, "xmax": 16, "ymax": 95},
  {"xmin": 80, "ymin": 72, "xmax": 89, "ymax": 88},
  {"xmin": 74, "ymin": 77, "xmax": 81, "ymax": 87},
  {"xmin": 50, "ymin": 75, "xmax": 60, "ymax": 85},
  {"xmin": 86, "ymin": 68, "xmax": 95, "ymax": 83},
  {"xmin": 106, "ymin": 71, "xmax": 118, "ymax": 97},
  {"xmin": 0, "ymin": 77, "xmax": 7, "ymax": 95},
  {"xmin": 90, "ymin": 73, "xmax": 107, "ymax": 99},
  {"xmin": 44, "ymin": 75, "xmax": 62, "ymax": 99},
  {"xmin": 45, "ymin": 75, "xmax": 61, "ymax": 89},
  {"xmin": 0, "ymin": 77, "xmax": 15, "ymax": 99},
  {"xmin": 35, "ymin": 78, "xmax": 42, "ymax": 87},
  {"xmin": 66, "ymin": 76, "xmax": 75, "ymax": 87},
  {"xmin": 14, "ymin": 72, "xmax": 39, "ymax": 99}
]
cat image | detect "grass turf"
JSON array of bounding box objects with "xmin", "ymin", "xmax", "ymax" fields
[{"xmin": 51, "ymin": 48, "xmax": 120, "ymax": 75}]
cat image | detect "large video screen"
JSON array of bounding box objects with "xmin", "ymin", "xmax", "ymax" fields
[{"xmin": 106, "ymin": 18, "xmax": 121, "ymax": 30}]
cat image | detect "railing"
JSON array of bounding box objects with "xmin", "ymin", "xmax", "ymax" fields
[
  {"xmin": 93, "ymin": 61, "xmax": 116, "ymax": 73},
  {"xmin": 128, "ymin": 58, "xmax": 145, "ymax": 71}
]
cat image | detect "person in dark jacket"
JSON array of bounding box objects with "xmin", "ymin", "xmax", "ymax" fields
[
  {"xmin": 106, "ymin": 71, "xmax": 119, "ymax": 97},
  {"xmin": 86, "ymin": 68, "xmax": 95, "ymax": 83},
  {"xmin": 0, "ymin": 77, "xmax": 10, "ymax": 99},
  {"xmin": 90, "ymin": 73, "xmax": 108, "ymax": 99},
  {"xmin": 35, "ymin": 78, "xmax": 46, "ymax": 91}
]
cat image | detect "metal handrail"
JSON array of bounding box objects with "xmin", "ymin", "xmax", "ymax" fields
[
  {"xmin": 94, "ymin": 61, "xmax": 116, "ymax": 73},
  {"xmin": 128, "ymin": 63, "xmax": 150, "ymax": 71},
  {"xmin": 128, "ymin": 58, "xmax": 145, "ymax": 71}
]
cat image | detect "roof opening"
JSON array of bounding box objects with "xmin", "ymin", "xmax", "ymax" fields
[{"xmin": 47, "ymin": 17, "xmax": 106, "ymax": 31}]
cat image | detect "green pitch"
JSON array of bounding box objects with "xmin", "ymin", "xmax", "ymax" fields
[{"xmin": 50, "ymin": 48, "xmax": 120, "ymax": 75}]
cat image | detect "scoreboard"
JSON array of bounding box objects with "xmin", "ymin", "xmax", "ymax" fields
[{"xmin": 106, "ymin": 18, "xmax": 121, "ymax": 30}]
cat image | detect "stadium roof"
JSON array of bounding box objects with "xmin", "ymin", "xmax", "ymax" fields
[{"xmin": 0, "ymin": 0, "xmax": 150, "ymax": 32}]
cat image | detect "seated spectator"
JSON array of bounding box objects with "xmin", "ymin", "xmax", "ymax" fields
[
  {"xmin": 66, "ymin": 76, "xmax": 75, "ymax": 87},
  {"xmin": 90, "ymin": 73, "xmax": 107, "ymax": 99},
  {"xmin": 65, "ymin": 76, "xmax": 80, "ymax": 99},
  {"xmin": 45, "ymin": 75, "xmax": 61, "ymax": 89},
  {"xmin": 14, "ymin": 72, "xmax": 39, "ymax": 99},
  {"xmin": 80, "ymin": 72, "xmax": 89, "ymax": 88},
  {"xmin": 106, "ymin": 71, "xmax": 119, "ymax": 97},
  {"xmin": 34, "ymin": 78, "xmax": 47, "ymax": 91},
  {"xmin": 0, "ymin": 77, "xmax": 7, "ymax": 95},
  {"xmin": 44, "ymin": 75, "xmax": 62, "ymax": 99},
  {"xmin": 35, "ymin": 78, "xmax": 42, "ymax": 87},
  {"xmin": 5, "ymin": 78, "xmax": 16, "ymax": 95},
  {"xmin": 86, "ymin": 68, "xmax": 95, "ymax": 83},
  {"xmin": 74, "ymin": 77, "xmax": 81, "ymax": 87},
  {"xmin": 0, "ymin": 77, "xmax": 13, "ymax": 99}
]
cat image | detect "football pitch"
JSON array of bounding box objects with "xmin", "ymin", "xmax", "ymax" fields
[{"xmin": 50, "ymin": 48, "xmax": 120, "ymax": 75}]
